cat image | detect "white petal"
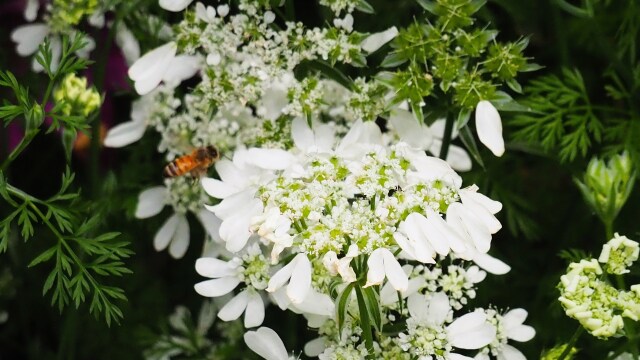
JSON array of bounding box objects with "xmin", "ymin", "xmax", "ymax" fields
[
  {"xmin": 163, "ymin": 55, "xmax": 201, "ymax": 87},
  {"xmin": 11, "ymin": 24, "xmax": 49, "ymax": 56},
  {"xmin": 389, "ymin": 109, "xmax": 433, "ymax": 149},
  {"xmin": 472, "ymin": 252, "xmax": 511, "ymax": 275},
  {"xmin": 245, "ymin": 148, "xmax": 295, "ymax": 170},
  {"xmin": 475, "ymin": 100, "xmax": 504, "ymax": 157},
  {"xmin": 413, "ymin": 213, "xmax": 449, "ymax": 256},
  {"xmin": 497, "ymin": 344, "xmax": 527, "ymax": 360},
  {"xmin": 266, "ymin": 260, "xmax": 295, "ymax": 293},
  {"xmin": 449, "ymin": 354, "xmax": 474, "ymax": 360},
  {"xmin": 448, "ymin": 203, "xmax": 491, "ymax": 253},
  {"xmin": 194, "ymin": 277, "xmax": 241, "ymax": 297},
  {"xmin": 507, "ymin": 325, "xmax": 536, "ymax": 342},
  {"xmin": 430, "ymin": 118, "xmax": 459, "ymax": 139},
  {"xmin": 196, "ymin": 209, "xmax": 222, "ymax": 242},
  {"xmin": 365, "ymin": 249, "xmax": 385, "ymax": 287},
  {"xmin": 427, "ymin": 292, "xmax": 451, "ymax": 326},
  {"xmin": 202, "ymin": 177, "xmax": 238, "ymax": 198},
  {"xmin": 287, "ymin": 254, "xmax": 312, "ymax": 304},
  {"xmin": 407, "ymin": 293, "xmax": 430, "ymax": 323},
  {"xmin": 446, "ymin": 144, "xmax": 473, "ymax": 172},
  {"xmin": 135, "ymin": 187, "xmax": 166, "ymax": 218},
  {"xmin": 210, "ymin": 189, "xmax": 255, "ymax": 219},
  {"xmin": 104, "ymin": 120, "xmax": 146, "ymax": 147},
  {"xmin": 460, "ymin": 190, "xmax": 502, "ymax": 234},
  {"xmin": 382, "ymin": 249, "xmax": 408, "ymax": 292},
  {"xmin": 291, "ymin": 289, "xmax": 334, "ymax": 316},
  {"xmin": 159, "ymin": 0, "xmax": 194, "ymax": 11},
  {"xmin": 448, "ymin": 312, "xmax": 496, "ymax": 349},
  {"xmin": 502, "ymin": 308, "xmax": 528, "ymax": 328},
  {"xmin": 244, "ymin": 327, "xmax": 289, "ymax": 360},
  {"xmin": 292, "ymin": 117, "xmax": 314, "ymax": 151},
  {"xmin": 154, "ymin": 214, "xmax": 179, "ymax": 251},
  {"xmin": 427, "ymin": 211, "xmax": 467, "ymax": 254},
  {"xmin": 462, "ymin": 189, "xmax": 502, "ymax": 214},
  {"xmin": 128, "ymin": 42, "xmax": 177, "ymax": 95},
  {"xmin": 217, "ymin": 290, "xmax": 249, "ymax": 321},
  {"xmin": 115, "ymin": 24, "xmax": 140, "ymax": 65},
  {"xmin": 168, "ymin": 214, "xmax": 190, "ymax": 258},
  {"xmin": 474, "ymin": 353, "xmax": 491, "ymax": 360},
  {"xmin": 24, "ymin": 0, "xmax": 39, "ymax": 21},
  {"xmin": 244, "ymin": 291, "xmax": 265, "ymax": 327},
  {"xmin": 304, "ymin": 338, "xmax": 326, "ymax": 357},
  {"xmin": 195, "ymin": 258, "xmax": 237, "ymax": 278},
  {"xmin": 219, "ymin": 212, "xmax": 254, "ymax": 252},
  {"xmin": 361, "ymin": 26, "xmax": 398, "ymax": 53},
  {"xmin": 88, "ymin": 11, "xmax": 105, "ymax": 28}
]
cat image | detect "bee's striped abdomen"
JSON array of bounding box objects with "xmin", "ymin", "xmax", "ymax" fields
[{"xmin": 163, "ymin": 156, "xmax": 197, "ymax": 178}]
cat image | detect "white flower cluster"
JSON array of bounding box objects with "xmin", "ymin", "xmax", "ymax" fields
[
  {"xmin": 559, "ymin": 234, "xmax": 640, "ymax": 338},
  {"xmin": 194, "ymin": 116, "xmax": 532, "ymax": 359}
]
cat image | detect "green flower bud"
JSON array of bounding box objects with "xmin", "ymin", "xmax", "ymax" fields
[
  {"xmin": 598, "ymin": 233, "xmax": 640, "ymax": 275},
  {"xmin": 49, "ymin": 0, "xmax": 99, "ymax": 32},
  {"xmin": 53, "ymin": 73, "xmax": 102, "ymax": 117},
  {"xmin": 420, "ymin": 0, "xmax": 485, "ymax": 32},
  {"xmin": 452, "ymin": 71, "xmax": 495, "ymax": 109},
  {"xmin": 540, "ymin": 344, "xmax": 578, "ymax": 360},
  {"xmin": 483, "ymin": 39, "xmax": 529, "ymax": 81},
  {"xmin": 575, "ymin": 151, "xmax": 636, "ymax": 225}
]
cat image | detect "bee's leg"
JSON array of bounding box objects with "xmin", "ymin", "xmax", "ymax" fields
[{"xmin": 188, "ymin": 167, "xmax": 206, "ymax": 185}]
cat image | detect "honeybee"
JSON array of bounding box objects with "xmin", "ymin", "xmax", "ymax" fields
[{"xmin": 163, "ymin": 146, "xmax": 220, "ymax": 178}]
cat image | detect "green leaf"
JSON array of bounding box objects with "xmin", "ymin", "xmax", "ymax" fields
[
  {"xmin": 416, "ymin": 0, "xmax": 437, "ymax": 13},
  {"xmin": 336, "ymin": 282, "xmax": 355, "ymax": 333},
  {"xmin": 29, "ymin": 246, "xmax": 58, "ymax": 267},
  {"xmin": 380, "ymin": 52, "xmax": 408, "ymax": 68},
  {"xmin": 298, "ymin": 60, "xmax": 355, "ymax": 91},
  {"xmin": 362, "ymin": 286, "xmax": 382, "ymax": 333},
  {"xmin": 355, "ymin": 0, "xmax": 375, "ymax": 14},
  {"xmin": 506, "ymin": 78, "xmax": 522, "ymax": 94}
]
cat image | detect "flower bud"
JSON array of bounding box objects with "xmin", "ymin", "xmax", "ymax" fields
[
  {"xmin": 53, "ymin": 73, "xmax": 101, "ymax": 117},
  {"xmin": 575, "ymin": 152, "xmax": 636, "ymax": 224}
]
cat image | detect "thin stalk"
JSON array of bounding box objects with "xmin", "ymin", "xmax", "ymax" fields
[
  {"xmin": 0, "ymin": 130, "xmax": 40, "ymax": 171},
  {"xmin": 439, "ymin": 110, "xmax": 454, "ymax": 160},
  {"xmin": 557, "ymin": 326, "xmax": 583, "ymax": 360},
  {"xmin": 89, "ymin": 17, "xmax": 119, "ymax": 197},
  {"xmin": 604, "ymin": 220, "xmax": 614, "ymax": 240},
  {"xmin": 354, "ymin": 285, "xmax": 374, "ymax": 360}
]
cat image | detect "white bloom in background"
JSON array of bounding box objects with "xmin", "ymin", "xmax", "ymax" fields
[
  {"xmin": 244, "ymin": 327, "xmax": 294, "ymax": 360},
  {"xmin": 104, "ymin": 94, "xmax": 154, "ymax": 147},
  {"xmin": 115, "ymin": 23, "xmax": 141, "ymax": 66},
  {"xmin": 475, "ymin": 100, "xmax": 505, "ymax": 157},
  {"xmin": 361, "ymin": 26, "xmax": 399, "ymax": 53},
  {"xmin": 429, "ymin": 118, "xmax": 473, "ymax": 171},
  {"xmin": 0, "ymin": 311, "xmax": 7, "ymax": 324},
  {"xmin": 475, "ymin": 308, "xmax": 535, "ymax": 360},
  {"xmin": 388, "ymin": 108, "xmax": 434, "ymax": 152},
  {"xmin": 129, "ymin": 42, "xmax": 201, "ymax": 95},
  {"xmin": 194, "ymin": 247, "xmax": 269, "ymax": 327},
  {"xmin": 135, "ymin": 181, "xmax": 220, "ymax": 258},
  {"xmin": 159, "ymin": 0, "xmax": 194, "ymax": 12},
  {"xmin": 24, "ymin": 0, "xmax": 40, "ymax": 21},
  {"xmin": 400, "ymin": 292, "xmax": 496, "ymax": 359}
]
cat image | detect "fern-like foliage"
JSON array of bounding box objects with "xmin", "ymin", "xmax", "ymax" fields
[
  {"xmin": 0, "ymin": 170, "xmax": 132, "ymax": 325},
  {"xmin": 511, "ymin": 68, "xmax": 604, "ymax": 162}
]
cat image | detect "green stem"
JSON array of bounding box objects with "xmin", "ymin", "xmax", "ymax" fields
[
  {"xmin": 0, "ymin": 129, "xmax": 40, "ymax": 172},
  {"xmin": 557, "ymin": 326, "xmax": 583, "ymax": 360},
  {"xmin": 604, "ymin": 220, "xmax": 614, "ymax": 240},
  {"xmin": 285, "ymin": 0, "xmax": 295, "ymax": 21},
  {"xmin": 438, "ymin": 110, "xmax": 455, "ymax": 160},
  {"xmin": 354, "ymin": 285, "xmax": 374, "ymax": 360}
]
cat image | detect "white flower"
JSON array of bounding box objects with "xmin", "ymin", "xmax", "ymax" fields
[
  {"xmin": 365, "ymin": 248, "xmax": 409, "ymax": 292},
  {"xmin": 128, "ymin": 42, "xmax": 200, "ymax": 95},
  {"xmin": 194, "ymin": 256, "xmax": 266, "ymax": 327},
  {"xmin": 266, "ymin": 253, "xmax": 312, "ymax": 304},
  {"xmin": 361, "ymin": 27, "xmax": 399, "ymax": 53},
  {"xmin": 159, "ymin": 0, "xmax": 194, "ymax": 12},
  {"xmin": 475, "ymin": 308, "xmax": 535, "ymax": 360},
  {"xmin": 323, "ymin": 244, "xmax": 359, "ymax": 283},
  {"xmin": 401, "ymin": 292, "xmax": 496, "ymax": 359},
  {"xmin": 475, "ymin": 100, "xmax": 504, "ymax": 157},
  {"xmin": 388, "ymin": 108, "xmax": 434, "ymax": 151},
  {"xmin": 135, "ymin": 184, "xmax": 220, "ymax": 259},
  {"xmin": 244, "ymin": 327, "xmax": 294, "ymax": 360},
  {"xmin": 104, "ymin": 94, "xmax": 153, "ymax": 147},
  {"xmin": 0, "ymin": 311, "xmax": 7, "ymax": 324}
]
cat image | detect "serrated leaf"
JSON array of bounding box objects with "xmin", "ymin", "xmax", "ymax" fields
[{"xmin": 29, "ymin": 246, "xmax": 58, "ymax": 267}]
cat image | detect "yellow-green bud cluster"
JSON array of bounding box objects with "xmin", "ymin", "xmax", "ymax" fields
[
  {"xmin": 49, "ymin": 0, "xmax": 99, "ymax": 32},
  {"xmin": 599, "ymin": 233, "xmax": 640, "ymax": 275},
  {"xmin": 53, "ymin": 74, "xmax": 101, "ymax": 117},
  {"xmin": 558, "ymin": 235, "xmax": 640, "ymax": 338},
  {"xmin": 575, "ymin": 152, "xmax": 636, "ymax": 224}
]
